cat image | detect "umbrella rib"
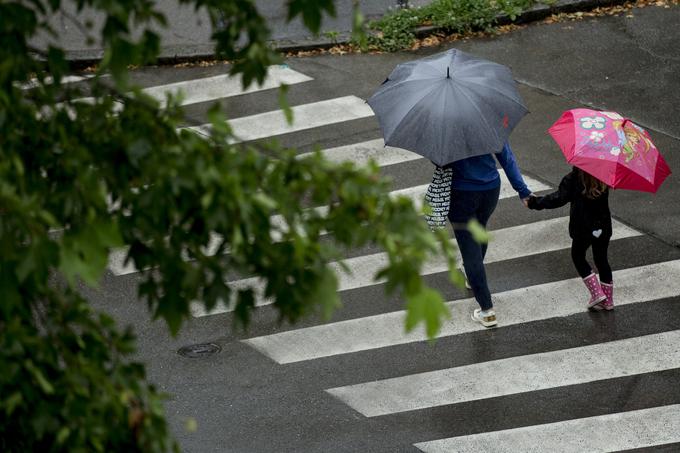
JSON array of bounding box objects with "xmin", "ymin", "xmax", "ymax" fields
[
  {"xmin": 453, "ymin": 84, "xmax": 502, "ymax": 146},
  {"xmin": 458, "ymin": 78, "xmax": 528, "ymax": 111},
  {"xmin": 448, "ymin": 51, "xmax": 502, "ymax": 76},
  {"xmin": 377, "ymin": 76, "xmax": 445, "ymax": 95},
  {"xmin": 421, "ymin": 60, "xmax": 445, "ymax": 75},
  {"xmin": 376, "ymin": 81, "xmax": 445, "ymax": 138}
]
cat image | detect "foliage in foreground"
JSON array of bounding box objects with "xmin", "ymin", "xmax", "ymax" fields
[{"xmin": 0, "ymin": 0, "xmax": 460, "ymax": 450}]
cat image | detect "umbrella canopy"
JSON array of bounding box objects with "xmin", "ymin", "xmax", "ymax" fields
[
  {"xmin": 549, "ymin": 109, "xmax": 671, "ymax": 193},
  {"xmin": 367, "ymin": 48, "xmax": 528, "ymax": 166}
]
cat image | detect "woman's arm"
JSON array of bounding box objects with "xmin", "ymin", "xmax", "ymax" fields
[{"xmin": 495, "ymin": 143, "xmax": 531, "ymax": 199}]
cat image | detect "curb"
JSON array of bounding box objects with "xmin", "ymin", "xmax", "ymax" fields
[
  {"xmin": 68, "ymin": 0, "xmax": 627, "ymax": 68},
  {"xmin": 274, "ymin": 0, "xmax": 625, "ymax": 53}
]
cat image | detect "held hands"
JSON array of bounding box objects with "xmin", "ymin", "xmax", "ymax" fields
[{"xmin": 522, "ymin": 193, "xmax": 536, "ymax": 208}]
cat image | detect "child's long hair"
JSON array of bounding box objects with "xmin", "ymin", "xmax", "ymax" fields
[{"xmin": 577, "ymin": 168, "xmax": 608, "ymax": 199}]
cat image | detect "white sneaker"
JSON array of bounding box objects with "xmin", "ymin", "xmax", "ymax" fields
[{"xmin": 472, "ymin": 308, "xmax": 497, "ymax": 328}]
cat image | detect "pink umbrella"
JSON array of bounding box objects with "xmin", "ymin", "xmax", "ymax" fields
[{"xmin": 548, "ymin": 108, "xmax": 671, "ymax": 193}]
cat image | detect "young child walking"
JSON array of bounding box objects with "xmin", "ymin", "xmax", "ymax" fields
[{"xmin": 528, "ymin": 167, "xmax": 614, "ymax": 310}]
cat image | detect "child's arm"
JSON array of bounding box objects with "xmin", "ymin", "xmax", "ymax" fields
[{"xmin": 528, "ymin": 172, "xmax": 574, "ymax": 210}]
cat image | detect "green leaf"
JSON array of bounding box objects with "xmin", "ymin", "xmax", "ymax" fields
[
  {"xmin": 313, "ymin": 267, "xmax": 340, "ymax": 320},
  {"xmin": 449, "ymin": 267, "xmax": 467, "ymax": 289},
  {"xmin": 351, "ymin": 1, "xmax": 367, "ymax": 50},
  {"xmin": 24, "ymin": 361, "xmax": 54, "ymax": 395},
  {"xmin": 252, "ymin": 193, "xmax": 277, "ymax": 211},
  {"xmin": 58, "ymin": 221, "xmax": 122, "ymax": 285},
  {"xmin": 4, "ymin": 392, "xmax": 23, "ymax": 415},
  {"xmin": 46, "ymin": 46, "xmax": 68, "ymax": 85},
  {"xmin": 207, "ymin": 103, "xmax": 230, "ymax": 135},
  {"xmin": 185, "ymin": 418, "xmax": 198, "ymax": 433},
  {"xmin": 467, "ymin": 219, "xmax": 490, "ymax": 244},
  {"xmin": 404, "ymin": 287, "xmax": 451, "ymax": 339},
  {"xmin": 56, "ymin": 427, "xmax": 71, "ymax": 444},
  {"xmin": 277, "ymin": 84, "xmax": 293, "ymax": 125},
  {"xmin": 233, "ymin": 289, "xmax": 255, "ymax": 328},
  {"xmin": 287, "ymin": 0, "xmax": 336, "ymax": 34}
]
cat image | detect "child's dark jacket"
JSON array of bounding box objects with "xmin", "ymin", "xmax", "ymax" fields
[{"xmin": 528, "ymin": 169, "xmax": 612, "ymax": 240}]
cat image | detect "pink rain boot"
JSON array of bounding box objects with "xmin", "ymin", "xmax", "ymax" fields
[
  {"xmin": 583, "ymin": 273, "xmax": 606, "ymax": 308},
  {"xmin": 599, "ymin": 282, "xmax": 614, "ymax": 311}
]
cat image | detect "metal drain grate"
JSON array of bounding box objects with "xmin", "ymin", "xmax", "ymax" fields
[{"xmin": 177, "ymin": 343, "xmax": 221, "ymax": 358}]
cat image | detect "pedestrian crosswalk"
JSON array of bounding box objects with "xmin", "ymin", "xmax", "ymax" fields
[{"xmin": 107, "ymin": 64, "xmax": 680, "ymax": 452}]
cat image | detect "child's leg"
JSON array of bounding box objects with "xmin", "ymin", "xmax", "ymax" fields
[
  {"xmin": 593, "ymin": 236, "xmax": 614, "ymax": 310},
  {"xmin": 591, "ymin": 236, "xmax": 612, "ymax": 284},
  {"xmin": 572, "ymin": 238, "xmax": 606, "ymax": 307},
  {"xmin": 570, "ymin": 238, "xmax": 593, "ymax": 278}
]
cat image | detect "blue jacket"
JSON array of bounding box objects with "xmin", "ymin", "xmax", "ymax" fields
[{"xmin": 444, "ymin": 143, "xmax": 531, "ymax": 199}]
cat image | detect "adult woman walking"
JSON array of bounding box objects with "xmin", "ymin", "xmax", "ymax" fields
[
  {"xmin": 367, "ymin": 49, "xmax": 533, "ymax": 327},
  {"xmin": 445, "ymin": 142, "xmax": 532, "ymax": 328}
]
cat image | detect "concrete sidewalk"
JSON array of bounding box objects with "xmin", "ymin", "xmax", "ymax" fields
[
  {"xmin": 36, "ymin": 0, "xmax": 626, "ymax": 62},
  {"xmin": 34, "ymin": 0, "xmax": 401, "ymax": 61}
]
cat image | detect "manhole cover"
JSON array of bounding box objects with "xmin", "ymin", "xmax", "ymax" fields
[{"xmin": 177, "ymin": 343, "xmax": 221, "ymax": 358}]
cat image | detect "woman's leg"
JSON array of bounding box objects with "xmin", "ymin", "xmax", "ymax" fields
[
  {"xmin": 476, "ymin": 186, "xmax": 500, "ymax": 260},
  {"xmin": 448, "ymin": 188, "xmax": 498, "ymax": 311},
  {"xmin": 571, "ymin": 237, "xmax": 593, "ymax": 278},
  {"xmin": 592, "ymin": 236, "xmax": 612, "ymax": 284},
  {"xmin": 453, "ymin": 227, "xmax": 493, "ymax": 311}
]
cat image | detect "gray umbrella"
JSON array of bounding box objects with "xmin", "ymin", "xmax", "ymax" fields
[{"xmin": 367, "ymin": 49, "xmax": 528, "ymax": 167}]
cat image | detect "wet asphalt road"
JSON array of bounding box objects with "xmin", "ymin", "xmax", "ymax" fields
[{"xmin": 73, "ymin": 3, "xmax": 680, "ymax": 452}]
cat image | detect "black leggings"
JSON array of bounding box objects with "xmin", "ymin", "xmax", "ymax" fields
[{"xmin": 571, "ymin": 236, "xmax": 612, "ymax": 283}]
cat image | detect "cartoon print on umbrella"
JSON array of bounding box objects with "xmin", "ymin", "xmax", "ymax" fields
[
  {"xmin": 575, "ymin": 113, "xmax": 656, "ymax": 181},
  {"xmin": 579, "ymin": 116, "xmax": 607, "ymax": 130},
  {"xmin": 549, "ymin": 108, "xmax": 671, "ymax": 193},
  {"xmin": 575, "ymin": 114, "xmax": 612, "ymax": 157},
  {"xmin": 616, "ymin": 121, "xmax": 654, "ymax": 163}
]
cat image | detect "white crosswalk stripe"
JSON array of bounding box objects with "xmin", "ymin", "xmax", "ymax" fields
[
  {"xmin": 187, "ymin": 95, "xmax": 374, "ymax": 141},
  {"xmin": 21, "ymin": 74, "xmax": 95, "ymax": 89},
  {"xmin": 74, "ymin": 65, "xmax": 311, "ymax": 111},
  {"xmin": 298, "ymin": 138, "xmax": 421, "ymax": 167},
  {"xmin": 104, "ymin": 65, "xmax": 680, "ymax": 451},
  {"xmin": 414, "ymin": 404, "xmax": 680, "ymax": 453},
  {"xmin": 327, "ymin": 327, "xmax": 680, "ymax": 416},
  {"xmin": 142, "ymin": 65, "xmax": 312, "ymax": 108}
]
